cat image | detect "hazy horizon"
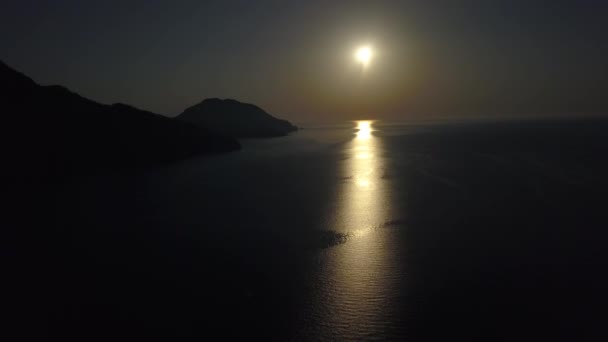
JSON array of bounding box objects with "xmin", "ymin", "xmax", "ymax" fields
[{"xmin": 2, "ymin": 1, "xmax": 607, "ymax": 123}]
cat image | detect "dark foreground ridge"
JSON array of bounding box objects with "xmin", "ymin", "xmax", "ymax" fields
[
  {"xmin": 1, "ymin": 60, "xmax": 240, "ymax": 183},
  {"xmin": 177, "ymin": 98, "xmax": 298, "ymax": 138}
]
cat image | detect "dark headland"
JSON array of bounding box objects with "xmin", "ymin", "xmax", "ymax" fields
[
  {"xmin": 177, "ymin": 98, "xmax": 298, "ymax": 138},
  {"xmin": 1, "ymin": 61, "xmax": 257, "ymax": 182}
]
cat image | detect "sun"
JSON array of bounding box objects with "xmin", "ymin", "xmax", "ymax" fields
[{"xmin": 355, "ymin": 46, "xmax": 373, "ymax": 66}]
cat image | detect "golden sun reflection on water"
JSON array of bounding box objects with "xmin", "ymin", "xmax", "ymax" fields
[
  {"xmin": 356, "ymin": 121, "xmax": 372, "ymax": 140},
  {"xmin": 304, "ymin": 120, "xmax": 402, "ymax": 340},
  {"xmin": 352, "ymin": 121, "xmax": 378, "ymax": 191}
]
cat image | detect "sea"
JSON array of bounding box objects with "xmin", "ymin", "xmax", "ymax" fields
[{"xmin": 45, "ymin": 119, "xmax": 608, "ymax": 341}]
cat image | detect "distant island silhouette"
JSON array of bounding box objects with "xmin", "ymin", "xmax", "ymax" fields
[
  {"xmin": 2, "ymin": 61, "xmax": 299, "ymax": 183},
  {"xmin": 177, "ymin": 98, "xmax": 298, "ymax": 138}
]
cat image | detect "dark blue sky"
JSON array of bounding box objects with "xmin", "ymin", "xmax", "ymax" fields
[{"xmin": 2, "ymin": 0, "xmax": 607, "ymax": 122}]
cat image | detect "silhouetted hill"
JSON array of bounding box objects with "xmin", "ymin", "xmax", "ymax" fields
[
  {"xmin": 177, "ymin": 98, "xmax": 298, "ymax": 138},
  {"xmin": 1, "ymin": 61, "xmax": 240, "ymax": 184}
]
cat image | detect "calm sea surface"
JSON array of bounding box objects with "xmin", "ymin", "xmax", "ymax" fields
[{"xmin": 53, "ymin": 120, "xmax": 608, "ymax": 341}]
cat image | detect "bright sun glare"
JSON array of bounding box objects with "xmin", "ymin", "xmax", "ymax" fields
[
  {"xmin": 357, "ymin": 121, "xmax": 372, "ymax": 139},
  {"xmin": 355, "ymin": 46, "xmax": 373, "ymax": 66}
]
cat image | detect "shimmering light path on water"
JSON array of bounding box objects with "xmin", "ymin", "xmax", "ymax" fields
[{"xmin": 298, "ymin": 121, "xmax": 407, "ymax": 341}]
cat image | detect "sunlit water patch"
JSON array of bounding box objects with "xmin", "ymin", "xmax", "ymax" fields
[{"xmin": 296, "ymin": 121, "xmax": 408, "ymax": 340}]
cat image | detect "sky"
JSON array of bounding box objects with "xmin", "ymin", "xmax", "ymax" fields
[{"xmin": 1, "ymin": 0, "xmax": 607, "ymax": 123}]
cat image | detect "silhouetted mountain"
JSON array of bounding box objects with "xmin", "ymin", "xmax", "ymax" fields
[
  {"xmin": 177, "ymin": 98, "xmax": 298, "ymax": 138},
  {"xmin": 1, "ymin": 61, "xmax": 240, "ymax": 183}
]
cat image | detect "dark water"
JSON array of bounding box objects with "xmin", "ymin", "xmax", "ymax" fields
[{"xmin": 19, "ymin": 120, "xmax": 608, "ymax": 340}]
